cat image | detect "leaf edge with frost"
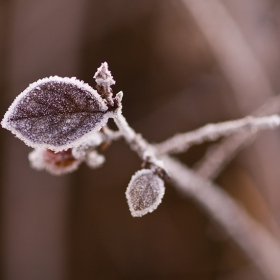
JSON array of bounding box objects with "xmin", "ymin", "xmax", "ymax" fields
[
  {"xmin": 126, "ymin": 169, "xmax": 165, "ymax": 217},
  {"xmin": 1, "ymin": 76, "xmax": 115, "ymax": 152}
]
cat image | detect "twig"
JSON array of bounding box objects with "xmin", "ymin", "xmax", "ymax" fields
[
  {"xmin": 113, "ymin": 107, "xmax": 280, "ymax": 279},
  {"xmin": 163, "ymin": 156, "xmax": 280, "ymax": 280},
  {"xmin": 113, "ymin": 101, "xmax": 165, "ymax": 169},
  {"xmin": 155, "ymin": 115, "xmax": 280, "ymax": 155},
  {"xmin": 195, "ymin": 95, "xmax": 280, "ymax": 180}
]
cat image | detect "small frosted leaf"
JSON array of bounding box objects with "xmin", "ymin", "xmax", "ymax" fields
[
  {"xmin": 126, "ymin": 169, "xmax": 165, "ymax": 217},
  {"xmin": 2, "ymin": 77, "xmax": 114, "ymax": 151},
  {"xmin": 29, "ymin": 148, "xmax": 82, "ymax": 175}
]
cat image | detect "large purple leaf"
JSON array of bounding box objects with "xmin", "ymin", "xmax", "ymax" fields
[{"xmin": 2, "ymin": 76, "xmax": 114, "ymax": 151}]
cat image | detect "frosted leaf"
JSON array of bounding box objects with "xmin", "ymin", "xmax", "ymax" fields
[
  {"xmin": 2, "ymin": 76, "xmax": 115, "ymax": 152},
  {"xmin": 85, "ymin": 150, "xmax": 105, "ymax": 169},
  {"xmin": 29, "ymin": 148, "xmax": 82, "ymax": 175},
  {"xmin": 72, "ymin": 132, "xmax": 104, "ymax": 160},
  {"xmin": 126, "ymin": 169, "xmax": 165, "ymax": 217}
]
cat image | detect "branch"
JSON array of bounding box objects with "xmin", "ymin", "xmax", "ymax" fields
[
  {"xmin": 195, "ymin": 96, "xmax": 280, "ymax": 180},
  {"xmin": 113, "ymin": 109, "xmax": 280, "ymax": 279},
  {"xmin": 113, "ymin": 101, "xmax": 164, "ymax": 169},
  {"xmin": 155, "ymin": 115, "xmax": 280, "ymax": 155},
  {"xmin": 163, "ymin": 156, "xmax": 280, "ymax": 280}
]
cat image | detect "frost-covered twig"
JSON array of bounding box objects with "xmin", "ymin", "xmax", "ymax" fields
[
  {"xmin": 195, "ymin": 132, "xmax": 254, "ymax": 179},
  {"xmin": 195, "ymin": 96, "xmax": 280, "ymax": 180},
  {"xmin": 163, "ymin": 156, "xmax": 280, "ymax": 280},
  {"xmin": 155, "ymin": 115, "xmax": 280, "ymax": 155},
  {"xmin": 111, "ymin": 104, "xmax": 280, "ymax": 279},
  {"xmin": 114, "ymin": 108, "xmax": 280, "ymax": 278},
  {"xmin": 114, "ymin": 107, "xmax": 157, "ymax": 163}
]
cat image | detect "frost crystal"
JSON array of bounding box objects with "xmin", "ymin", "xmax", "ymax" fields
[
  {"xmin": 93, "ymin": 62, "xmax": 116, "ymax": 91},
  {"xmin": 72, "ymin": 132, "xmax": 104, "ymax": 160},
  {"xmin": 85, "ymin": 150, "xmax": 105, "ymax": 169},
  {"xmin": 126, "ymin": 169, "xmax": 165, "ymax": 217},
  {"xmin": 2, "ymin": 76, "xmax": 115, "ymax": 152},
  {"xmin": 29, "ymin": 148, "xmax": 82, "ymax": 175}
]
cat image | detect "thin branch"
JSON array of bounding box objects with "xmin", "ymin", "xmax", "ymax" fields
[
  {"xmin": 163, "ymin": 156, "xmax": 280, "ymax": 280},
  {"xmin": 113, "ymin": 108, "xmax": 280, "ymax": 280},
  {"xmin": 195, "ymin": 95, "xmax": 280, "ymax": 180},
  {"xmin": 101, "ymin": 125, "xmax": 123, "ymax": 142},
  {"xmin": 155, "ymin": 115, "xmax": 280, "ymax": 155},
  {"xmin": 113, "ymin": 102, "xmax": 165, "ymax": 170},
  {"xmin": 114, "ymin": 107, "xmax": 148, "ymax": 159}
]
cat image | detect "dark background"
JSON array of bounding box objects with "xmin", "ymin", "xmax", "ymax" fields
[{"xmin": 1, "ymin": 0, "xmax": 280, "ymax": 279}]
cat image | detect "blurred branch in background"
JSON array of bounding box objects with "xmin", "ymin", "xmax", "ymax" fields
[
  {"xmin": 164, "ymin": 156, "xmax": 280, "ymax": 280},
  {"xmin": 177, "ymin": 0, "xmax": 275, "ymax": 112},
  {"xmin": 1, "ymin": 1, "xmax": 88, "ymax": 280}
]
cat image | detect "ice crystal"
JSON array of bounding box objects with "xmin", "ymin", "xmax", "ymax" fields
[
  {"xmin": 29, "ymin": 148, "xmax": 82, "ymax": 175},
  {"xmin": 126, "ymin": 169, "xmax": 165, "ymax": 217},
  {"xmin": 2, "ymin": 76, "xmax": 115, "ymax": 152},
  {"xmin": 72, "ymin": 132, "xmax": 104, "ymax": 160},
  {"xmin": 85, "ymin": 150, "xmax": 105, "ymax": 169},
  {"xmin": 93, "ymin": 62, "xmax": 116, "ymax": 91}
]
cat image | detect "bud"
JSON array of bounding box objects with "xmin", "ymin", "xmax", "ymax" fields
[
  {"xmin": 126, "ymin": 169, "xmax": 165, "ymax": 217},
  {"xmin": 29, "ymin": 148, "xmax": 82, "ymax": 175},
  {"xmin": 85, "ymin": 150, "xmax": 105, "ymax": 169}
]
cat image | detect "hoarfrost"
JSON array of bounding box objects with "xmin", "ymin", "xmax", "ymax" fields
[
  {"xmin": 2, "ymin": 76, "xmax": 115, "ymax": 152},
  {"xmin": 85, "ymin": 150, "xmax": 105, "ymax": 169},
  {"xmin": 126, "ymin": 169, "xmax": 165, "ymax": 217},
  {"xmin": 29, "ymin": 148, "xmax": 82, "ymax": 175},
  {"xmin": 72, "ymin": 132, "xmax": 104, "ymax": 159},
  {"xmin": 93, "ymin": 62, "xmax": 116, "ymax": 91}
]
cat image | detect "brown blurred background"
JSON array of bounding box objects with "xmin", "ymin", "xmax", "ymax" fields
[{"xmin": 1, "ymin": 0, "xmax": 280, "ymax": 279}]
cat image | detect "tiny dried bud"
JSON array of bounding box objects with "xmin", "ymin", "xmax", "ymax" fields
[
  {"xmin": 93, "ymin": 62, "xmax": 115, "ymax": 107},
  {"xmin": 29, "ymin": 148, "xmax": 82, "ymax": 175},
  {"xmin": 93, "ymin": 62, "xmax": 115, "ymax": 91},
  {"xmin": 126, "ymin": 169, "xmax": 165, "ymax": 217}
]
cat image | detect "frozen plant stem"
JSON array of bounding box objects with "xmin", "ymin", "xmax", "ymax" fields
[
  {"xmin": 163, "ymin": 156, "xmax": 280, "ymax": 280},
  {"xmin": 113, "ymin": 111, "xmax": 280, "ymax": 279},
  {"xmin": 112, "ymin": 107, "xmax": 280, "ymax": 279},
  {"xmin": 196, "ymin": 95, "xmax": 280, "ymax": 180},
  {"xmin": 156, "ymin": 115, "xmax": 280, "ymax": 155},
  {"xmin": 195, "ymin": 132, "xmax": 254, "ymax": 180},
  {"xmin": 113, "ymin": 104, "xmax": 160, "ymax": 166}
]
